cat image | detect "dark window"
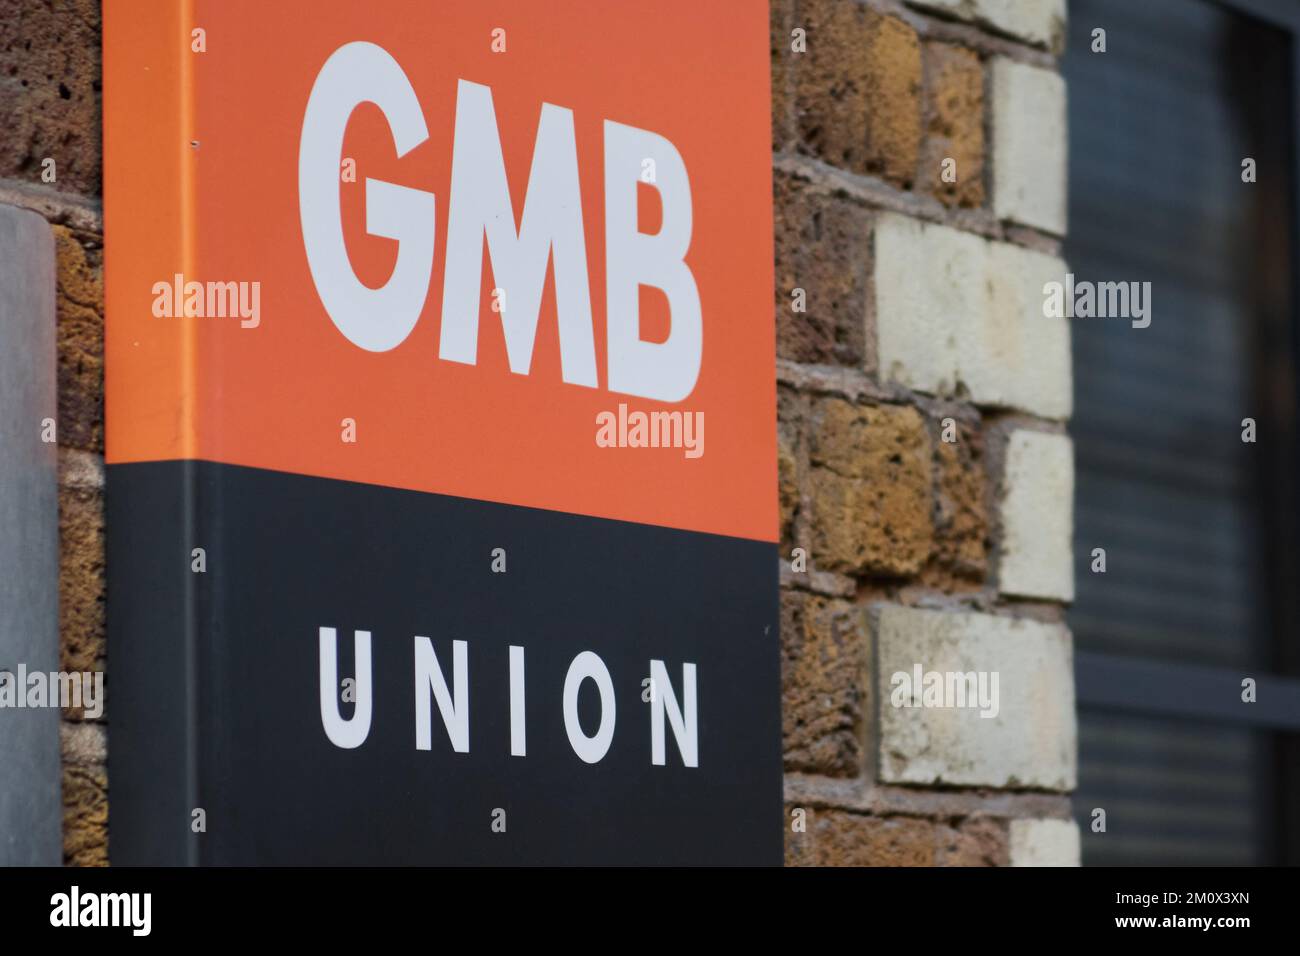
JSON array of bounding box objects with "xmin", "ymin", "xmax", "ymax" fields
[{"xmin": 1064, "ymin": 0, "xmax": 1300, "ymax": 865}]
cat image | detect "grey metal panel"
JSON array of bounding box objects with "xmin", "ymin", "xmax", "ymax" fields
[{"xmin": 0, "ymin": 203, "xmax": 61, "ymax": 865}]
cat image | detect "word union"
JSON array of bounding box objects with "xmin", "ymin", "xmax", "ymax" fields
[{"xmin": 319, "ymin": 628, "xmax": 699, "ymax": 767}]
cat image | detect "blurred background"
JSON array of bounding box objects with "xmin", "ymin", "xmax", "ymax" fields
[{"xmin": 1065, "ymin": 0, "xmax": 1300, "ymax": 865}]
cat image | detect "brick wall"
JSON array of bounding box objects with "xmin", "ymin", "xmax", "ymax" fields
[
  {"xmin": 773, "ymin": 0, "xmax": 1079, "ymax": 866},
  {"xmin": 0, "ymin": 0, "xmax": 1079, "ymax": 865}
]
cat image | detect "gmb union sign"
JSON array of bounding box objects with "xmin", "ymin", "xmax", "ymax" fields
[{"xmin": 105, "ymin": 0, "xmax": 777, "ymax": 864}]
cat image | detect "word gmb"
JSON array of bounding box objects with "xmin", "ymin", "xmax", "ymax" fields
[
  {"xmin": 318, "ymin": 627, "xmax": 699, "ymax": 767},
  {"xmin": 300, "ymin": 41, "xmax": 702, "ymax": 402}
]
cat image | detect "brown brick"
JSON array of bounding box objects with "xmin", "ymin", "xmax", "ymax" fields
[
  {"xmin": 794, "ymin": 2, "xmax": 922, "ymax": 187},
  {"xmin": 774, "ymin": 174, "xmax": 871, "ymax": 367},
  {"xmin": 937, "ymin": 816, "xmax": 1008, "ymax": 866},
  {"xmin": 778, "ymin": 388, "xmax": 804, "ymax": 551},
  {"xmin": 785, "ymin": 807, "xmax": 1009, "ymax": 866},
  {"xmin": 62, "ymin": 764, "xmax": 108, "ymax": 866},
  {"xmin": 920, "ymin": 41, "xmax": 985, "ymax": 208},
  {"xmin": 0, "ymin": 0, "xmax": 103, "ymax": 196},
  {"xmin": 932, "ymin": 418, "xmax": 989, "ymax": 579},
  {"xmin": 59, "ymin": 484, "xmax": 105, "ymax": 691},
  {"xmin": 809, "ymin": 398, "xmax": 932, "ymax": 576},
  {"xmin": 771, "ymin": 0, "xmax": 795, "ymax": 151},
  {"xmin": 778, "ymin": 439, "xmax": 799, "ymax": 548},
  {"xmin": 53, "ymin": 225, "xmax": 103, "ymax": 452},
  {"xmin": 781, "ymin": 591, "xmax": 867, "ymax": 776}
]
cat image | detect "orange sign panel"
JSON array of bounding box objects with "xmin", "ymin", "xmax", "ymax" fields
[{"xmin": 105, "ymin": 0, "xmax": 776, "ymax": 542}]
